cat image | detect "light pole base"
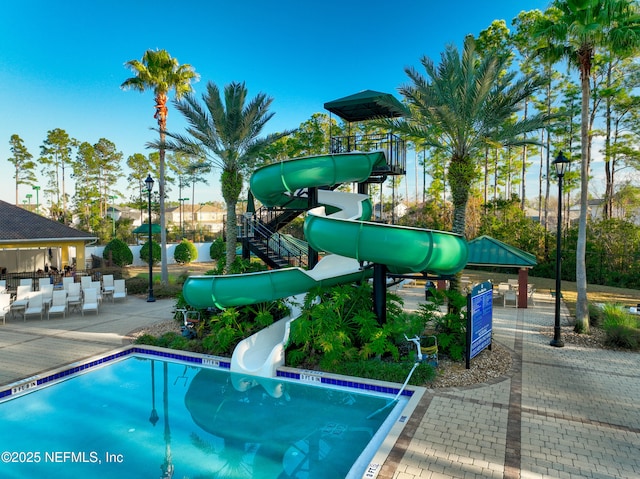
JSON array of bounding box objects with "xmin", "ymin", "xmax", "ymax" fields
[
  {"xmin": 550, "ymin": 338, "xmax": 564, "ymax": 347},
  {"xmin": 147, "ymin": 292, "xmax": 156, "ymax": 303}
]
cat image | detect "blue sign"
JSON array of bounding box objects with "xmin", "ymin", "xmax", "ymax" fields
[{"xmin": 466, "ymin": 281, "xmax": 493, "ymax": 368}]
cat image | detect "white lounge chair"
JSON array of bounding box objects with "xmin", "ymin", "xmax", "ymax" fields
[
  {"xmin": 62, "ymin": 276, "xmax": 74, "ymax": 291},
  {"xmin": 91, "ymin": 281, "xmax": 103, "ymax": 304},
  {"xmin": 48, "ymin": 290, "xmax": 67, "ymax": 320},
  {"xmin": 66, "ymin": 283, "xmax": 82, "ymax": 314},
  {"xmin": 19, "ymin": 278, "xmax": 33, "ymax": 290},
  {"xmin": 113, "ymin": 279, "xmax": 127, "ymax": 302},
  {"xmin": 40, "ymin": 284, "xmax": 54, "ymax": 309},
  {"xmin": 82, "ymin": 288, "xmax": 99, "ymax": 316},
  {"xmin": 24, "ymin": 293, "xmax": 44, "ymax": 321},
  {"xmin": 38, "ymin": 277, "xmax": 51, "ymax": 291},
  {"xmin": 0, "ymin": 279, "xmax": 6, "ymax": 293},
  {"xmin": 80, "ymin": 275, "xmax": 92, "ymax": 291},
  {"xmin": 10, "ymin": 285, "xmax": 32, "ymax": 319},
  {"xmin": 102, "ymin": 275, "xmax": 115, "ymax": 294},
  {"xmin": 0, "ymin": 293, "xmax": 11, "ymax": 325}
]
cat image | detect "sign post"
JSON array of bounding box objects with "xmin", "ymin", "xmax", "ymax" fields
[{"xmin": 466, "ymin": 281, "xmax": 493, "ymax": 369}]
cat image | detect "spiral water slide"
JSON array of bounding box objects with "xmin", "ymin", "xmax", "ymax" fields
[{"xmin": 182, "ymin": 151, "xmax": 468, "ymax": 377}]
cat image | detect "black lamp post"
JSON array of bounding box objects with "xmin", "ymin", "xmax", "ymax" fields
[
  {"xmin": 145, "ymin": 174, "xmax": 156, "ymax": 303},
  {"xmin": 551, "ymin": 152, "xmax": 570, "ymax": 347}
]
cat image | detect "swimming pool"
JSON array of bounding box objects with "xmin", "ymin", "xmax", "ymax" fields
[{"xmin": 0, "ymin": 347, "xmax": 420, "ymax": 478}]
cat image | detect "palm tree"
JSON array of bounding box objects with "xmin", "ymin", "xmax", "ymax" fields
[
  {"xmin": 121, "ymin": 49, "xmax": 199, "ymax": 284},
  {"xmin": 534, "ymin": 0, "xmax": 640, "ymax": 333},
  {"xmin": 154, "ymin": 81, "xmax": 291, "ymax": 271},
  {"xmin": 384, "ymin": 35, "xmax": 548, "ymax": 238}
]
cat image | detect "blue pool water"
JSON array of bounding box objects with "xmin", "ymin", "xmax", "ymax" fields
[{"xmin": 0, "ymin": 355, "xmax": 404, "ymax": 478}]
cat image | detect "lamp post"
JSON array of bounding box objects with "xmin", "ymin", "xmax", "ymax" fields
[
  {"xmin": 108, "ymin": 195, "xmax": 117, "ymax": 237},
  {"xmin": 551, "ymin": 151, "xmax": 570, "ymax": 347},
  {"xmin": 178, "ymin": 197, "xmax": 189, "ymax": 237},
  {"xmin": 32, "ymin": 185, "xmax": 40, "ymax": 214},
  {"xmin": 145, "ymin": 174, "xmax": 156, "ymax": 303}
]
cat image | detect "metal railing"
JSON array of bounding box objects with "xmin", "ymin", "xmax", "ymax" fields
[{"xmin": 329, "ymin": 132, "xmax": 406, "ymax": 175}]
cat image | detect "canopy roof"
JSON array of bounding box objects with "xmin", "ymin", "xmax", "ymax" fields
[
  {"xmin": 466, "ymin": 235, "xmax": 537, "ymax": 268},
  {"xmin": 132, "ymin": 223, "xmax": 162, "ymax": 235},
  {"xmin": 324, "ymin": 90, "xmax": 405, "ymax": 122}
]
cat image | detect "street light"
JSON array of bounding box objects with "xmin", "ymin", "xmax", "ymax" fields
[
  {"xmin": 108, "ymin": 195, "xmax": 117, "ymax": 237},
  {"xmin": 145, "ymin": 174, "xmax": 156, "ymax": 303},
  {"xmin": 178, "ymin": 197, "xmax": 189, "ymax": 237},
  {"xmin": 551, "ymin": 151, "xmax": 570, "ymax": 347},
  {"xmin": 32, "ymin": 185, "xmax": 40, "ymax": 213}
]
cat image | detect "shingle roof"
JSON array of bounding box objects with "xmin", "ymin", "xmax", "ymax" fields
[{"xmin": 0, "ymin": 200, "xmax": 96, "ymax": 243}]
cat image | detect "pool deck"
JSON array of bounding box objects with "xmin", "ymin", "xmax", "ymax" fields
[{"xmin": 1, "ymin": 286, "xmax": 639, "ymax": 478}]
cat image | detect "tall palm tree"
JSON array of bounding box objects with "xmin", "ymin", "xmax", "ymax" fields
[
  {"xmin": 121, "ymin": 49, "xmax": 199, "ymax": 284},
  {"xmin": 154, "ymin": 81, "xmax": 291, "ymax": 271},
  {"xmin": 384, "ymin": 35, "xmax": 548, "ymax": 238},
  {"xmin": 534, "ymin": 0, "xmax": 640, "ymax": 333}
]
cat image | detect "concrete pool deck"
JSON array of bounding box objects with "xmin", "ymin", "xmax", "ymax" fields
[{"xmin": 1, "ymin": 285, "xmax": 639, "ymax": 478}]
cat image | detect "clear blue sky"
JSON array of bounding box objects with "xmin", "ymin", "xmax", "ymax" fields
[{"xmin": 0, "ymin": 0, "xmax": 551, "ymax": 207}]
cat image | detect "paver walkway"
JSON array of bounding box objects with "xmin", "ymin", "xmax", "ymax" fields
[{"xmin": 384, "ymin": 285, "xmax": 640, "ymax": 479}]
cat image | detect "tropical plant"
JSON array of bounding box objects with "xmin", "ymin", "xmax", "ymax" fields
[
  {"xmin": 155, "ymin": 81, "xmax": 291, "ymax": 272},
  {"xmin": 102, "ymin": 238, "xmax": 133, "ymax": 267},
  {"xmin": 533, "ymin": 0, "xmax": 640, "ymax": 333},
  {"xmin": 121, "ymin": 49, "xmax": 199, "ymax": 284},
  {"xmin": 600, "ymin": 302, "xmax": 640, "ymax": 349},
  {"xmin": 383, "ymin": 35, "xmax": 549, "ymax": 241}
]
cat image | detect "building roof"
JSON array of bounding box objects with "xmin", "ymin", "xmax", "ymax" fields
[
  {"xmin": 0, "ymin": 200, "xmax": 96, "ymax": 243},
  {"xmin": 324, "ymin": 90, "xmax": 405, "ymax": 122},
  {"xmin": 466, "ymin": 235, "xmax": 537, "ymax": 268}
]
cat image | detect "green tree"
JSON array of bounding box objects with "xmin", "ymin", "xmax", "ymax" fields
[
  {"xmin": 8, "ymin": 134, "xmax": 37, "ymax": 205},
  {"xmin": 384, "ymin": 35, "xmax": 548, "ymax": 240},
  {"xmin": 156, "ymin": 81, "xmax": 291, "ymax": 271},
  {"xmin": 121, "ymin": 49, "xmax": 199, "ymax": 284},
  {"xmin": 40, "ymin": 128, "xmax": 76, "ymax": 220},
  {"xmin": 534, "ymin": 0, "xmax": 640, "ymax": 333},
  {"xmin": 126, "ymin": 152, "xmax": 152, "ymax": 224}
]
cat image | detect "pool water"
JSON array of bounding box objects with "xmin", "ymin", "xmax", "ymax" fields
[{"xmin": 0, "ymin": 356, "xmax": 403, "ymax": 478}]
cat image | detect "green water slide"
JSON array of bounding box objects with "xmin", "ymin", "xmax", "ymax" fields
[{"xmin": 182, "ymin": 151, "xmax": 468, "ymax": 310}]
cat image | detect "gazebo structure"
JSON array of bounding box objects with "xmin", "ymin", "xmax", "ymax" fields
[
  {"xmin": 0, "ymin": 200, "xmax": 96, "ymax": 275},
  {"xmin": 466, "ymin": 235, "xmax": 538, "ymax": 308}
]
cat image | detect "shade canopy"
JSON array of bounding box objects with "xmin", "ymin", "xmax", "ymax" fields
[
  {"xmin": 466, "ymin": 235, "xmax": 537, "ymax": 268},
  {"xmin": 324, "ymin": 90, "xmax": 405, "ymax": 122},
  {"xmin": 132, "ymin": 223, "xmax": 162, "ymax": 235}
]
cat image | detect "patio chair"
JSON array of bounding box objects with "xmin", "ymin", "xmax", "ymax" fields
[
  {"xmin": 24, "ymin": 293, "xmax": 44, "ymax": 321},
  {"xmin": 91, "ymin": 281, "xmax": 103, "ymax": 304},
  {"xmin": 503, "ymin": 289, "xmax": 517, "ymax": 308},
  {"xmin": 38, "ymin": 277, "xmax": 53, "ymax": 290},
  {"xmin": 82, "ymin": 288, "xmax": 99, "ymax": 316},
  {"xmin": 62, "ymin": 276, "xmax": 74, "ymax": 291},
  {"xmin": 19, "ymin": 278, "xmax": 33, "ymax": 290},
  {"xmin": 10, "ymin": 285, "xmax": 32, "ymax": 319},
  {"xmin": 102, "ymin": 275, "xmax": 115, "ymax": 294},
  {"xmin": 39, "ymin": 284, "xmax": 54, "ymax": 310},
  {"xmin": 66, "ymin": 283, "xmax": 82, "ymax": 314},
  {"xmin": 48, "ymin": 290, "xmax": 67, "ymax": 320},
  {"xmin": 80, "ymin": 275, "xmax": 92, "ymax": 291},
  {"xmin": 0, "ymin": 279, "xmax": 6, "ymax": 293},
  {"xmin": 113, "ymin": 279, "xmax": 127, "ymax": 302},
  {"xmin": 0, "ymin": 293, "xmax": 11, "ymax": 325}
]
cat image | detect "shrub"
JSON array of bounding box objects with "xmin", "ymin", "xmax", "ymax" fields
[
  {"xmin": 103, "ymin": 238, "xmax": 133, "ymax": 267},
  {"xmin": 600, "ymin": 303, "xmax": 640, "ymax": 349},
  {"xmin": 210, "ymin": 238, "xmax": 225, "ymax": 261},
  {"xmin": 140, "ymin": 240, "xmax": 161, "ymax": 265},
  {"xmin": 416, "ymin": 289, "xmax": 468, "ymax": 361},
  {"xmin": 174, "ymin": 239, "xmax": 198, "ymax": 264}
]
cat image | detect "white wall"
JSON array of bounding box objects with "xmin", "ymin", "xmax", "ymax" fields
[{"xmin": 87, "ymin": 242, "xmax": 213, "ymax": 267}]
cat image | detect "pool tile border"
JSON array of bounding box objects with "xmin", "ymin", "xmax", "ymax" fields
[{"xmin": 1, "ymin": 345, "xmax": 414, "ymax": 401}]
